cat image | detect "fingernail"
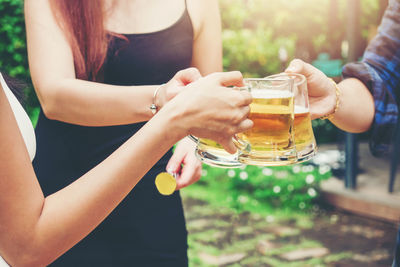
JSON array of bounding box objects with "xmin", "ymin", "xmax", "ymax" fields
[
  {"xmin": 170, "ymin": 172, "xmax": 178, "ymax": 179},
  {"xmin": 286, "ymin": 62, "xmax": 299, "ymax": 73},
  {"xmin": 167, "ymin": 165, "xmax": 177, "ymax": 174},
  {"xmin": 286, "ymin": 66, "xmax": 296, "ymax": 72}
]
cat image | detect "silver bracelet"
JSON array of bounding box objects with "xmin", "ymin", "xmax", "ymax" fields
[{"xmin": 150, "ymin": 84, "xmax": 165, "ymax": 115}]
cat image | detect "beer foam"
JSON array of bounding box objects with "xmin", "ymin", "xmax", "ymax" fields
[
  {"xmin": 251, "ymin": 89, "xmax": 294, "ymax": 99},
  {"xmin": 294, "ymin": 105, "xmax": 309, "ymax": 114}
]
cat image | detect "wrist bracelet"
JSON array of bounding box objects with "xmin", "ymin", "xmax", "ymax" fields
[
  {"xmin": 150, "ymin": 84, "xmax": 165, "ymax": 115},
  {"xmin": 320, "ymin": 78, "xmax": 341, "ymax": 120}
]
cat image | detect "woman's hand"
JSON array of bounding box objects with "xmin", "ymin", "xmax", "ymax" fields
[
  {"xmin": 162, "ymin": 71, "xmax": 253, "ymax": 154},
  {"xmin": 285, "ymin": 59, "xmax": 337, "ymax": 120},
  {"xmin": 155, "ymin": 68, "xmax": 202, "ymax": 109},
  {"xmin": 167, "ymin": 137, "xmax": 202, "ymax": 190}
]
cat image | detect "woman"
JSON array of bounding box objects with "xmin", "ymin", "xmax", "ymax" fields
[
  {"xmin": 0, "ymin": 69, "xmax": 252, "ymax": 266},
  {"xmin": 25, "ymin": 0, "xmax": 223, "ymax": 265}
]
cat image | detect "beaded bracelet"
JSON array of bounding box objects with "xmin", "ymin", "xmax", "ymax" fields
[{"xmin": 320, "ymin": 78, "xmax": 341, "ymax": 120}]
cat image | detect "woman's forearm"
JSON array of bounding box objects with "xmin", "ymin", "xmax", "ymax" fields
[
  {"xmin": 0, "ymin": 71, "xmax": 251, "ymax": 266},
  {"xmin": 330, "ymin": 78, "xmax": 375, "ymax": 133},
  {"xmin": 24, "ymin": 0, "xmax": 162, "ymax": 127},
  {"xmin": 0, "ymin": 80, "xmax": 185, "ymax": 265},
  {"xmin": 36, "ymin": 78, "xmax": 157, "ymax": 126},
  {"xmin": 15, "ymin": 104, "xmax": 184, "ymax": 266}
]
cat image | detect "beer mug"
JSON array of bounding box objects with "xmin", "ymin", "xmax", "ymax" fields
[
  {"xmin": 234, "ymin": 77, "xmax": 297, "ymax": 166},
  {"xmin": 267, "ymin": 73, "xmax": 317, "ymax": 162}
]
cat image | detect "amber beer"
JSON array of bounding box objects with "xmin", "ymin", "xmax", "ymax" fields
[
  {"xmin": 198, "ymin": 101, "xmax": 302, "ymax": 161},
  {"xmin": 293, "ymin": 106, "xmax": 317, "ymax": 161},
  {"xmin": 197, "ymin": 139, "xmax": 225, "ymax": 156},
  {"xmin": 237, "ymin": 89, "xmax": 296, "ymax": 165},
  {"xmin": 294, "ymin": 106, "xmax": 315, "ymax": 150},
  {"xmin": 264, "ymin": 73, "xmax": 317, "ymax": 163}
]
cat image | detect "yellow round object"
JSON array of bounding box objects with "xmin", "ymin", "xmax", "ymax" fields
[{"xmin": 155, "ymin": 172, "xmax": 177, "ymax": 196}]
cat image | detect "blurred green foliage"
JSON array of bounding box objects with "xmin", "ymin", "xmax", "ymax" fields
[
  {"xmin": 0, "ymin": 0, "xmax": 26, "ymax": 78},
  {"xmin": 0, "ymin": 0, "xmax": 39, "ymax": 120},
  {"xmin": 221, "ymin": 0, "xmax": 383, "ymax": 75},
  {"xmin": 220, "ymin": 0, "xmax": 383, "ymax": 142},
  {"xmin": 184, "ymin": 163, "xmax": 331, "ymax": 213}
]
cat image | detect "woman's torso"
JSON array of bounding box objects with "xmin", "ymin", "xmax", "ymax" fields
[
  {"xmin": 33, "ymin": 3, "xmax": 194, "ymax": 266},
  {"xmin": 34, "ymin": 0, "xmax": 194, "ymax": 187}
]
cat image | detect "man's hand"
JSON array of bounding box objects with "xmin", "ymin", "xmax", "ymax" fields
[{"xmin": 286, "ymin": 59, "xmax": 337, "ymax": 120}]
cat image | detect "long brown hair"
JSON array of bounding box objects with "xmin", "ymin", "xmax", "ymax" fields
[{"xmin": 50, "ymin": 0, "xmax": 109, "ymax": 81}]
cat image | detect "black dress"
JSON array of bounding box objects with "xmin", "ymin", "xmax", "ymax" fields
[{"xmin": 33, "ymin": 6, "xmax": 193, "ymax": 267}]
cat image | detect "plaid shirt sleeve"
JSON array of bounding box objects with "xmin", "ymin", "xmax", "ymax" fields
[{"xmin": 342, "ymin": 0, "xmax": 400, "ymax": 157}]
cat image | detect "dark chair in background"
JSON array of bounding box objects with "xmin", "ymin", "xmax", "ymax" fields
[{"xmin": 389, "ymin": 118, "xmax": 400, "ymax": 193}]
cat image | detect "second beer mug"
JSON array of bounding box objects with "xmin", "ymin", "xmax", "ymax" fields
[
  {"xmin": 267, "ymin": 73, "xmax": 317, "ymax": 162},
  {"xmin": 234, "ymin": 77, "xmax": 297, "ymax": 166}
]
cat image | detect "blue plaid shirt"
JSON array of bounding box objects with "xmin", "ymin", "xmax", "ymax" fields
[
  {"xmin": 342, "ymin": 0, "xmax": 400, "ymax": 265},
  {"xmin": 343, "ymin": 0, "xmax": 400, "ymax": 157}
]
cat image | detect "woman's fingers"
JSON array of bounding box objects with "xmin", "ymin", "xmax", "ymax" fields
[
  {"xmin": 236, "ymin": 90, "xmax": 253, "ymax": 106},
  {"xmin": 215, "ymin": 71, "xmax": 245, "ymax": 87},
  {"xmin": 218, "ymin": 118, "xmax": 253, "ymax": 155},
  {"xmin": 220, "ymin": 138, "xmax": 238, "ymax": 154},
  {"xmin": 175, "ymin": 153, "xmax": 202, "ymax": 190},
  {"xmin": 174, "ymin": 67, "xmax": 202, "ymax": 85},
  {"xmin": 236, "ymin": 119, "xmax": 254, "ymax": 133},
  {"xmin": 166, "ymin": 145, "xmax": 185, "ymax": 174}
]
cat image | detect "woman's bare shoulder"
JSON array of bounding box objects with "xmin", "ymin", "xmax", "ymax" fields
[{"xmin": 186, "ymin": 0, "xmax": 220, "ymax": 39}]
